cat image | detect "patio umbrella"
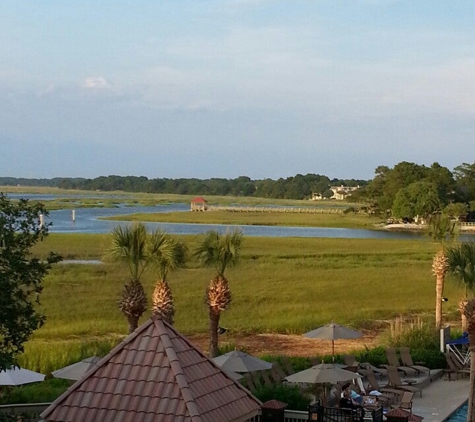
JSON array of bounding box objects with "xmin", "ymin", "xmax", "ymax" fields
[
  {"xmin": 285, "ymin": 363, "xmax": 362, "ymax": 403},
  {"xmin": 0, "ymin": 367, "xmax": 45, "ymax": 386},
  {"xmin": 212, "ymin": 350, "xmax": 272, "ymax": 373},
  {"xmin": 304, "ymin": 322, "xmax": 362, "ymax": 361},
  {"xmin": 52, "ymin": 356, "xmax": 101, "ymax": 381}
]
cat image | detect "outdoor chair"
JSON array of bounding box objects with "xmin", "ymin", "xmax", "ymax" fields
[
  {"xmin": 386, "ymin": 365, "xmax": 422, "ymax": 397},
  {"xmin": 399, "ymin": 347, "xmax": 430, "ymax": 376},
  {"xmin": 357, "ymin": 368, "xmax": 400, "ymax": 405},
  {"xmin": 444, "ymin": 352, "xmax": 470, "ymax": 380},
  {"xmin": 384, "ymin": 348, "xmax": 418, "ymax": 377},
  {"xmin": 392, "ymin": 391, "xmax": 414, "ymax": 413},
  {"xmin": 242, "ymin": 373, "xmax": 258, "ymax": 393},
  {"xmin": 342, "ymin": 354, "xmax": 387, "ymax": 378},
  {"xmin": 271, "ymin": 361, "xmax": 288, "ymax": 380},
  {"xmin": 280, "ymin": 356, "xmax": 295, "ymax": 375}
]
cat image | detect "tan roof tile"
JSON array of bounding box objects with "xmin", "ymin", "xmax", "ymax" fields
[{"xmin": 41, "ymin": 317, "xmax": 261, "ymax": 422}]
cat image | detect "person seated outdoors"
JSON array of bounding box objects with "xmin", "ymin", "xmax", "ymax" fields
[{"xmin": 340, "ymin": 388, "xmax": 363, "ymax": 410}]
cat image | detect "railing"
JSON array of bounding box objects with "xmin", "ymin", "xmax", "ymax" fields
[{"xmin": 247, "ymin": 409, "xmax": 308, "ymax": 421}]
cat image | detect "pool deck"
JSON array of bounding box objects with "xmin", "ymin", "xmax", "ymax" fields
[{"xmin": 412, "ymin": 375, "xmax": 468, "ymax": 422}]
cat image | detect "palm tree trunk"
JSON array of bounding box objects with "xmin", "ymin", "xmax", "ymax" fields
[
  {"xmin": 464, "ymin": 299, "xmax": 475, "ymax": 422},
  {"xmin": 127, "ymin": 315, "xmax": 139, "ymax": 334},
  {"xmin": 209, "ymin": 308, "xmax": 220, "ymax": 358},
  {"xmin": 435, "ymin": 274, "xmax": 444, "ymax": 330}
]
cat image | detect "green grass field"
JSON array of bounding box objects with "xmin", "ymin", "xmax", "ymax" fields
[{"xmin": 23, "ymin": 233, "xmax": 464, "ymax": 373}]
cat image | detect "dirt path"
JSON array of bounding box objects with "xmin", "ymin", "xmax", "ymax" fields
[{"xmin": 188, "ymin": 331, "xmax": 380, "ymax": 357}]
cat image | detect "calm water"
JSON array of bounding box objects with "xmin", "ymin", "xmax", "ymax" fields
[
  {"xmin": 4, "ymin": 193, "xmax": 455, "ymax": 239},
  {"xmin": 38, "ymin": 204, "xmax": 426, "ymax": 239}
]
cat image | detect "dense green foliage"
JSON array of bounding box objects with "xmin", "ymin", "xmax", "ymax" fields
[
  {"xmin": 253, "ymin": 384, "xmax": 311, "ymax": 411},
  {"xmin": 0, "ymin": 174, "xmax": 366, "ymax": 200},
  {"xmin": 354, "ymin": 161, "xmax": 475, "ymax": 220},
  {"xmin": 0, "ymin": 378, "xmax": 71, "ymax": 405},
  {"xmin": 0, "ymin": 194, "xmax": 61, "ymax": 371}
]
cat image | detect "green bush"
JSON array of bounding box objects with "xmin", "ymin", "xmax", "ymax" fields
[
  {"xmin": 407, "ymin": 349, "xmax": 446, "ymax": 369},
  {"xmin": 384, "ymin": 322, "xmax": 439, "ymax": 351},
  {"xmin": 253, "ymin": 384, "xmax": 311, "ymax": 411},
  {"xmin": 0, "ymin": 378, "xmax": 71, "ymax": 405}
]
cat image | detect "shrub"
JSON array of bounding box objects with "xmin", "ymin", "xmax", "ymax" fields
[
  {"xmin": 0, "ymin": 378, "xmax": 71, "ymax": 405},
  {"xmin": 253, "ymin": 384, "xmax": 311, "ymax": 411},
  {"xmin": 383, "ymin": 317, "xmax": 439, "ymax": 350}
]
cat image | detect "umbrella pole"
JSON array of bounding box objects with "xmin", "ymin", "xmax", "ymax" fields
[{"xmin": 332, "ymin": 340, "xmax": 335, "ymax": 363}]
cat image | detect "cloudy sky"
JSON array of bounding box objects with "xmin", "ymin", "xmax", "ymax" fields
[{"xmin": 1, "ymin": 0, "xmax": 474, "ymax": 180}]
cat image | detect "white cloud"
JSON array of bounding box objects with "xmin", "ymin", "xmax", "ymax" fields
[{"xmin": 83, "ymin": 76, "xmax": 112, "ymax": 90}]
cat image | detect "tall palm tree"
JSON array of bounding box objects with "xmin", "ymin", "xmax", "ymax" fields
[
  {"xmin": 446, "ymin": 241, "xmax": 475, "ymax": 332},
  {"xmin": 426, "ymin": 213, "xmax": 458, "ymax": 330},
  {"xmin": 108, "ymin": 223, "xmax": 149, "ymax": 334},
  {"xmin": 194, "ymin": 229, "xmax": 243, "ymax": 358},
  {"xmin": 463, "ymin": 298, "xmax": 475, "ymax": 422},
  {"xmin": 149, "ymin": 230, "xmax": 188, "ymax": 325}
]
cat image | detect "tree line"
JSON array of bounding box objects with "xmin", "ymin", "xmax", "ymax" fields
[
  {"xmin": 0, "ymin": 174, "xmax": 365, "ymax": 200},
  {"xmin": 351, "ymin": 161, "xmax": 475, "ymax": 221}
]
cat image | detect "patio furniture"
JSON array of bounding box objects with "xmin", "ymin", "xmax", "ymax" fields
[
  {"xmin": 386, "ymin": 366, "xmax": 422, "ymax": 397},
  {"xmin": 392, "ymin": 391, "xmax": 414, "ymax": 413},
  {"xmin": 444, "ymin": 352, "xmax": 470, "ymax": 380},
  {"xmin": 342, "ymin": 354, "xmax": 387, "ymax": 378},
  {"xmin": 384, "ymin": 348, "xmax": 418, "ymax": 377},
  {"xmin": 357, "ymin": 368, "xmax": 400, "ymax": 405},
  {"xmin": 399, "ymin": 347, "xmax": 430, "ymax": 376}
]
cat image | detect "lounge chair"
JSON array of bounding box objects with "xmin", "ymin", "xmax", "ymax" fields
[
  {"xmin": 357, "ymin": 368, "xmax": 400, "ymax": 405},
  {"xmin": 280, "ymin": 356, "xmax": 295, "ymax": 375},
  {"xmin": 386, "ymin": 365, "xmax": 422, "ymax": 397},
  {"xmin": 399, "ymin": 347, "xmax": 430, "ymax": 376},
  {"xmin": 384, "ymin": 348, "xmax": 418, "ymax": 377},
  {"xmin": 392, "ymin": 391, "xmax": 414, "ymax": 413},
  {"xmin": 342, "ymin": 354, "xmax": 387, "ymax": 377},
  {"xmin": 444, "ymin": 352, "xmax": 470, "ymax": 380}
]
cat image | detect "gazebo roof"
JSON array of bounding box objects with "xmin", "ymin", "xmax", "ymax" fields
[
  {"xmin": 41, "ymin": 317, "xmax": 261, "ymax": 422},
  {"xmin": 190, "ymin": 197, "xmax": 207, "ymax": 203}
]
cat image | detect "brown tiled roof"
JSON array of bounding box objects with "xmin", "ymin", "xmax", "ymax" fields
[
  {"xmin": 41, "ymin": 317, "xmax": 261, "ymax": 422},
  {"xmin": 190, "ymin": 197, "xmax": 207, "ymax": 203}
]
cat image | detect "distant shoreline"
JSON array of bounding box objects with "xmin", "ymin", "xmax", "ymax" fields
[{"xmin": 383, "ymin": 223, "xmax": 475, "ymax": 233}]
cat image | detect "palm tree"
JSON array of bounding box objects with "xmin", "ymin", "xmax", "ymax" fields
[
  {"xmin": 108, "ymin": 223, "xmax": 149, "ymax": 334},
  {"xmin": 446, "ymin": 241, "xmax": 475, "ymax": 332},
  {"xmin": 462, "ymin": 298, "xmax": 475, "ymax": 422},
  {"xmin": 194, "ymin": 229, "xmax": 243, "ymax": 358},
  {"xmin": 149, "ymin": 230, "xmax": 188, "ymax": 325},
  {"xmin": 426, "ymin": 213, "xmax": 458, "ymax": 330}
]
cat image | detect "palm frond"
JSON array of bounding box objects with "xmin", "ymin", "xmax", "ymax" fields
[{"xmin": 446, "ymin": 242, "xmax": 475, "ymax": 294}]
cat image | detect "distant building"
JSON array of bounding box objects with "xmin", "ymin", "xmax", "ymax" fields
[
  {"xmin": 311, "ymin": 185, "xmax": 359, "ymax": 201},
  {"xmin": 190, "ymin": 196, "xmax": 208, "ymax": 211}
]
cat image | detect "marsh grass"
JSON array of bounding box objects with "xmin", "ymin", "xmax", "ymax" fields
[
  {"xmin": 23, "ymin": 234, "xmax": 464, "ymax": 372},
  {"xmin": 105, "ymin": 210, "xmax": 382, "ymax": 229}
]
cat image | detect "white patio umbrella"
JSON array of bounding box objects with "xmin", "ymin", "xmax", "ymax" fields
[
  {"xmin": 0, "ymin": 367, "xmax": 45, "ymax": 386},
  {"xmin": 52, "ymin": 356, "xmax": 101, "ymax": 381},
  {"xmin": 285, "ymin": 363, "xmax": 362, "ymax": 403},
  {"xmin": 212, "ymin": 351, "xmax": 272, "ymax": 373},
  {"xmin": 304, "ymin": 322, "xmax": 362, "ymax": 361}
]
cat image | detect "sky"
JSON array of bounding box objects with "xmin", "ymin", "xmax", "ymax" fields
[{"xmin": 1, "ymin": 0, "xmax": 475, "ymax": 181}]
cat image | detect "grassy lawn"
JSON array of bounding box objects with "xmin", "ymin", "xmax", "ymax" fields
[{"xmin": 23, "ymin": 233, "xmax": 463, "ymax": 374}]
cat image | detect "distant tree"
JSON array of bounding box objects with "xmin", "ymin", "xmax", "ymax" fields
[
  {"xmin": 0, "ymin": 194, "xmax": 61, "ymax": 371},
  {"xmin": 444, "ymin": 203, "xmax": 469, "ymax": 221},
  {"xmin": 392, "ymin": 181, "xmax": 441, "ymax": 220},
  {"xmin": 454, "ymin": 162, "xmax": 475, "ymax": 203},
  {"xmin": 194, "ymin": 229, "xmax": 243, "ymax": 358}
]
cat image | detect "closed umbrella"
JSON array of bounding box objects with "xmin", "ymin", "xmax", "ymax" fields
[
  {"xmin": 52, "ymin": 356, "xmax": 101, "ymax": 381},
  {"xmin": 0, "ymin": 367, "xmax": 45, "ymax": 386},
  {"xmin": 304, "ymin": 322, "xmax": 362, "ymax": 361},
  {"xmin": 212, "ymin": 351, "xmax": 272, "ymax": 373}
]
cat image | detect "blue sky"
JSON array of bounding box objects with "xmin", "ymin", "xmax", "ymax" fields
[{"xmin": 1, "ymin": 0, "xmax": 474, "ymax": 180}]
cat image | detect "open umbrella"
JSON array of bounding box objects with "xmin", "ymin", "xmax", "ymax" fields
[
  {"xmin": 0, "ymin": 367, "xmax": 45, "ymax": 386},
  {"xmin": 285, "ymin": 363, "xmax": 362, "ymax": 403},
  {"xmin": 212, "ymin": 351, "xmax": 272, "ymax": 373},
  {"xmin": 304, "ymin": 322, "xmax": 362, "ymax": 361},
  {"xmin": 52, "ymin": 356, "xmax": 101, "ymax": 381}
]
